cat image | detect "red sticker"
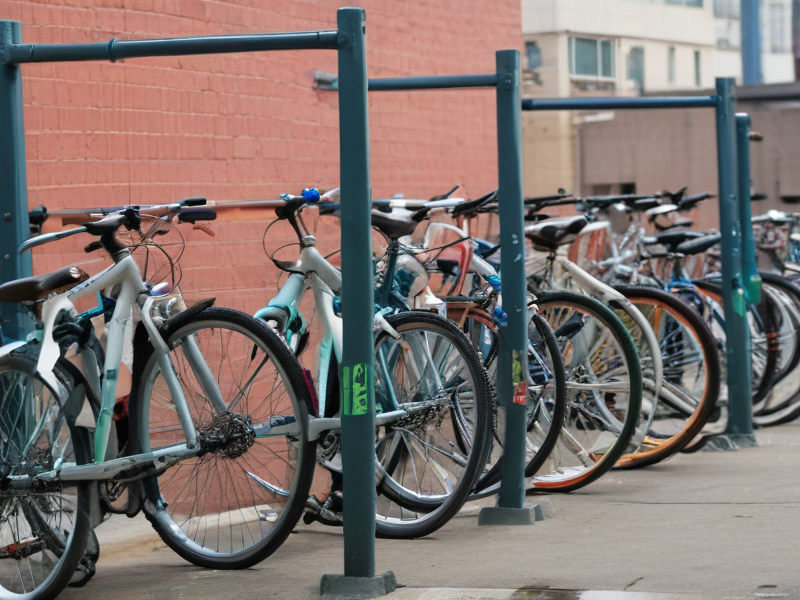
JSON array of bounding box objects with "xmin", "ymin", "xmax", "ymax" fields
[{"xmin": 513, "ymin": 380, "xmax": 527, "ymax": 406}]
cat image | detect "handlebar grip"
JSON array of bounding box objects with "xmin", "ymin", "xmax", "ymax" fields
[{"xmin": 180, "ymin": 197, "xmax": 207, "ymax": 207}]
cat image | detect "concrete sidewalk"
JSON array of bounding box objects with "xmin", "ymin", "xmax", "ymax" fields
[{"xmin": 69, "ymin": 423, "xmax": 800, "ymax": 600}]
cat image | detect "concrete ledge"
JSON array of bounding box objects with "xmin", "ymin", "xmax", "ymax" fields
[
  {"xmin": 477, "ymin": 505, "xmax": 544, "ymax": 526},
  {"xmin": 320, "ymin": 571, "xmax": 397, "ymax": 599},
  {"xmin": 702, "ymin": 433, "xmax": 758, "ymax": 451}
]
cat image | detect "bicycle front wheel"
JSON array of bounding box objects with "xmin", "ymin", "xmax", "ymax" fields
[
  {"xmin": 129, "ymin": 307, "xmax": 316, "ymax": 569},
  {"xmin": 373, "ymin": 311, "xmax": 492, "ymax": 539},
  {"xmin": 613, "ymin": 285, "xmax": 720, "ymax": 468},
  {"xmin": 532, "ymin": 290, "xmax": 643, "ymax": 492},
  {"xmin": 464, "ymin": 307, "xmax": 567, "ymax": 492}
]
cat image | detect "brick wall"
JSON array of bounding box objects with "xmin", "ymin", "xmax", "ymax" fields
[{"xmin": 1, "ymin": 0, "xmax": 521, "ymax": 317}]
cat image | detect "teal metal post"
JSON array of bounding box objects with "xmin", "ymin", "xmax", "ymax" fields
[
  {"xmin": 735, "ymin": 113, "xmax": 761, "ymax": 305},
  {"xmin": 715, "ymin": 79, "xmax": 755, "ymax": 443},
  {"xmin": 335, "ymin": 6, "xmax": 376, "ymax": 579},
  {"xmin": 0, "ymin": 21, "xmax": 33, "ymax": 341},
  {"xmin": 495, "ymin": 50, "xmax": 528, "ymax": 509}
]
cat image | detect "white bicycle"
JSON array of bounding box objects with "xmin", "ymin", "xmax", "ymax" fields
[{"xmin": 0, "ymin": 200, "xmax": 317, "ymax": 599}]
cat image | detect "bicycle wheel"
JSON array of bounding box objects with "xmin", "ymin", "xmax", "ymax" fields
[
  {"xmin": 613, "ymin": 286, "xmax": 720, "ymax": 469},
  {"xmin": 761, "ymin": 274, "xmax": 800, "ymax": 385},
  {"xmin": 0, "ymin": 354, "xmax": 92, "ymax": 600},
  {"xmin": 373, "ymin": 311, "xmax": 492, "ymax": 538},
  {"xmin": 531, "ymin": 290, "xmax": 643, "ymax": 492},
  {"xmin": 753, "ymin": 274, "xmax": 800, "ymax": 416},
  {"xmin": 129, "ymin": 307, "xmax": 316, "ymax": 569},
  {"xmin": 463, "ymin": 308, "xmax": 567, "ymax": 492}
]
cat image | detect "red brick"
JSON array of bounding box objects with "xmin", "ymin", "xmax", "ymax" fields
[{"xmin": 13, "ymin": 0, "xmax": 521, "ymax": 304}]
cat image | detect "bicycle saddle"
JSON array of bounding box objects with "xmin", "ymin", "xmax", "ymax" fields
[
  {"xmin": 676, "ymin": 233, "xmax": 721, "ymax": 256},
  {"xmin": 653, "ymin": 216, "xmax": 695, "ymax": 231},
  {"xmin": 0, "ymin": 265, "xmax": 88, "ymax": 303},
  {"xmin": 584, "ymin": 195, "xmax": 656, "ymax": 210},
  {"xmin": 524, "ymin": 215, "xmax": 588, "ymax": 250},
  {"xmin": 370, "ymin": 210, "xmax": 420, "ymax": 239},
  {"xmin": 641, "ymin": 229, "xmax": 706, "ymax": 249}
]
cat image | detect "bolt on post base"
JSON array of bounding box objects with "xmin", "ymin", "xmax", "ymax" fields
[
  {"xmin": 320, "ymin": 571, "xmax": 397, "ymax": 599},
  {"xmin": 703, "ymin": 433, "xmax": 758, "ymax": 452},
  {"xmin": 478, "ymin": 504, "xmax": 545, "ymax": 526}
]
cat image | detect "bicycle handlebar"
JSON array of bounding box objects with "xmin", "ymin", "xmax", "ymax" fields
[{"xmin": 19, "ymin": 226, "xmax": 88, "ymax": 253}]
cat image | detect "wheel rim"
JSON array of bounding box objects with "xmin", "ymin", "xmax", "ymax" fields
[
  {"xmin": 373, "ymin": 322, "xmax": 481, "ymax": 525},
  {"xmin": 138, "ymin": 320, "xmax": 306, "ymax": 558}
]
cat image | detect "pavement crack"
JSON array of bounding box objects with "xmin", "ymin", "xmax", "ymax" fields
[{"xmin": 624, "ymin": 576, "xmax": 644, "ymax": 590}]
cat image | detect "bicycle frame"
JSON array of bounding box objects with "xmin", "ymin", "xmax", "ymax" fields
[
  {"xmin": 255, "ymin": 226, "xmax": 436, "ymax": 439},
  {"xmin": 8, "ymin": 249, "xmax": 210, "ymax": 487}
]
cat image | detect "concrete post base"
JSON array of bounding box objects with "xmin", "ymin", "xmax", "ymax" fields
[
  {"xmin": 320, "ymin": 571, "xmax": 397, "ymax": 599},
  {"xmin": 703, "ymin": 433, "xmax": 758, "ymax": 451},
  {"xmin": 478, "ymin": 503, "xmax": 548, "ymax": 526}
]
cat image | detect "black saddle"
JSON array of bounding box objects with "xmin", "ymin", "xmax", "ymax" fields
[
  {"xmin": 676, "ymin": 233, "xmax": 720, "ymax": 256},
  {"xmin": 654, "ymin": 215, "xmax": 695, "ymax": 231},
  {"xmin": 525, "ymin": 215, "xmax": 588, "ymax": 250},
  {"xmin": 0, "ymin": 266, "xmax": 88, "ymax": 303},
  {"xmin": 641, "ymin": 229, "xmax": 706, "ymax": 250},
  {"xmin": 371, "ymin": 210, "xmax": 419, "ymax": 239}
]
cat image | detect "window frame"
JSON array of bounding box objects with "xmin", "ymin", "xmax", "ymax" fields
[
  {"xmin": 694, "ymin": 50, "xmax": 701, "ymax": 87},
  {"xmin": 769, "ymin": 3, "xmax": 788, "ymax": 54},
  {"xmin": 568, "ymin": 36, "xmax": 616, "ymax": 81},
  {"xmin": 668, "ymin": 46, "xmax": 676, "ymax": 83}
]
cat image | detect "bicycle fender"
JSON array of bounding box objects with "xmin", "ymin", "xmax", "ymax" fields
[
  {"xmin": 159, "ymin": 298, "xmax": 216, "ymax": 339},
  {"xmin": 37, "ymin": 294, "xmax": 78, "ymax": 402}
]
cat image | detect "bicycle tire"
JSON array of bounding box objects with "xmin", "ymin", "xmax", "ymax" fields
[
  {"xmin": 612, "ymin": 285, "xmax": 721, "ymax": 469},
  {"xmin": 467, "ymin": 309, "xmax": 567, "ymax": 491},
  {"xmin": 0, "ymin": 354, "xmax": 93, "ymax": 600},
  {"xmin": 530, "ymin": 290, "xmax": 643, "ymax": 493},
  {"xmin": 760, "ymin": 273, "xmax": 800, "ymax": 385},
  {"xmin": 374, "ymin": 311, "xmax": 492, "ymax": 539},
  {"xmin": 129, "ymin": 307, "xmax": 316, "ymax": 569}
]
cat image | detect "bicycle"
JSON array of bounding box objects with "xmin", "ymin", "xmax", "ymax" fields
[
  {"xmin": 0, "ymin": 200, "xmax": 317, "ymax": 599},
  {"xmin": 254, "ymin": 188, "xmax": 493, "ymax": 538}
]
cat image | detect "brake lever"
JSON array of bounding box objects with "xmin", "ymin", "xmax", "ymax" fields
[{"xmin": 193, "ymin": 223, "xmax": 216, "ymax": 237}]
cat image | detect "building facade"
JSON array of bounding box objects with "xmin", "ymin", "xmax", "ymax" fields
[
  {"xmin": 714, "ymin": 0, "xmax": 794, "ymax": 84},
  {"xmin": 521, "ymin": 0, "xmax": 796, "ymax": 197}
]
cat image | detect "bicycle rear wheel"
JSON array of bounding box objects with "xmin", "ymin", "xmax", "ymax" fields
[
  {"xmin": 373, "ymin": 311, "xmax": 492, "ymax": 538},
  {"xmin": 129, "ymin": 307, "xmax": 315, "ymax": 569},
  {"xmin": 0, "ymin": 354, "xmax": 92, "ymax": 600},
  {"xmin": 531, "ymin": 290, "xmax": 643, "ymax": 492}
]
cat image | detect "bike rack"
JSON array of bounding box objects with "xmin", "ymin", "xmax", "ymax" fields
[
  {"xmin": 0, "ymin": 8, "xmax": 397, "ymax": 596},
  {"xmin": 368, "ymin": 51, "xmax": 537, "ymax": 525},
  {"xmin": 522, "ymin": 79, "xmax": 757, "ymax": 444}
]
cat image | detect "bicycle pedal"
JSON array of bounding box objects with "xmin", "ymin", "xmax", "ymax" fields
[
  {"xmin": 302, "ymin": 495, "xmax": 323, "ymax": 525},
  {"xmin": 68, "ymin": 558, "xmax": 96, "ymax": 588}
]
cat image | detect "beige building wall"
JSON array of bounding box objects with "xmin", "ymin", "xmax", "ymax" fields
[
  {"xmin": 521, "ymin": 0, "xmax": 717, "ymax": 198},
  {"xmin": 577, "ymin": 97, "xmax": 800, "ymax": 232}
]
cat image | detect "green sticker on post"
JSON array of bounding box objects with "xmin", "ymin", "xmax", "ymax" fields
[{"xmin": 342, "ymin": 363, "xmax": 369, "ymax": 415}]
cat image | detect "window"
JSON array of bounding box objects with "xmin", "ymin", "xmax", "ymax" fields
[
  {"xmin": 714, "ymin": 0, "xmax": 739, "ymax": 18},
  {"xmin": 694, "ymin": 50, "xmax": 701, "ymax": 86},
  {"xmin": 526, "ymin": 41, "xmax": 542, "ymax": 70},
  {"xmin": 628, "ymin": 46, "xmax": 645, "ymax": 91},
  {"xmin": 569, "ymin": 37, "xmax": 615, "ymax": 78},
  {"xmin": 668, "ymin": 46, "xmax": 676, "ymax": 83},
  {"xmin": 770, "ymin": 3, "xmax": 788, "ymax": 53}
]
